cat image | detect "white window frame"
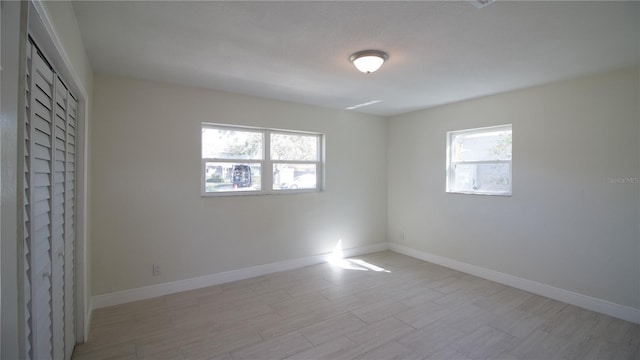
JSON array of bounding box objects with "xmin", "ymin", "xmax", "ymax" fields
[
  {"xmin": 201, "ymin": 123, "xmax": 323, "ymax": 196},
  {"xmin": 446, "ymin": 124, "xmax": 512, "ymax": 196}
]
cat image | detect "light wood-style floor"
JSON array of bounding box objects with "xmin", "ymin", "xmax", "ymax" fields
[{"xmin": 73, "ymin": 251, "xmax": 640, "ymax": 360}]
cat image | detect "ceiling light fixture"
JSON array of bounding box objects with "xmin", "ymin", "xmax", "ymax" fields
[{"xmin": 349, "ymin": 50, "xmax": 389, "ymax": 74}]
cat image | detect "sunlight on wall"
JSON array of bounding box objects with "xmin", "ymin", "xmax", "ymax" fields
[{"xmin": 326, "ymin": 239, "xmax": 344, "ymax": 263}]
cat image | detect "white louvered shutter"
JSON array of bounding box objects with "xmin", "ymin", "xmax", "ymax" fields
[
  {"xmin": 24, "ymin": 38, "xmax": 34, "ymax": 360},
  {"xmin": 27, "ymin": 39, "xmax": 55, "ymax": 360},
  {"xmin": 64, "ymin": 93, "xmax": 77, "ymax": 358},
  {"xmin": 51, "ymin": 76, "xmax": 68, "ymax": 360},
  {"xmin": 24, "ymin": 37, "xmax": 77, "ymax": 360}
]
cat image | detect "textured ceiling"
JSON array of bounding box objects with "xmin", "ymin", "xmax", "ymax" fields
[{"xmin": 73, "ymin": 1, "xmax": 639, "ymax": 116}]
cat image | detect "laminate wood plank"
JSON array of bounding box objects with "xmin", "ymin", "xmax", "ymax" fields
[{"xmin": 73, "ymin": 251, "xmax": 640, "ymax": 360}]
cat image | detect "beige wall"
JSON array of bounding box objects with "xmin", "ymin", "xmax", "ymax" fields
[
  {"xmin": 388, "ymin": 67, "xmax": 640, "ymax": 310},
  {"xmin": 91, "ymin": 74, "xmax": 388, "ymax": 295}
]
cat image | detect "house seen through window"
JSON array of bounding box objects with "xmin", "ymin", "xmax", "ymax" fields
[
  {"xmin": 446, "ymin": 125, "xmax": 512, "ymax": 196},
  {"xmin": 202, "ymin": 124, "xmax": 322, "ymax": 195}
]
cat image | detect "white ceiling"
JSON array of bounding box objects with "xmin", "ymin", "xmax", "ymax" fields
[{"xmin": 73, "ymin": 1, "xmax": 639, "ymax": 116}]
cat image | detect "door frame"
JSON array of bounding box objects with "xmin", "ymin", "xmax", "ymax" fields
[{"xmin": 1, "ymin": 2, "xmax": 29, "ymax": 358}]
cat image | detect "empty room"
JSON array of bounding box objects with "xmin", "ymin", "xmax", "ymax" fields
[{"xmin": 1, "ymin": 0, "xmax": 639, "ymax": 359}]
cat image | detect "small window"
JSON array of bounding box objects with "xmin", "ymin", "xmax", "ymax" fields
[
  {"xmin": 446, "ymin": 125, "xmax": 512, "ymax": 196},
  {"xmin": 271, "ymin": 133, "xmax": 320, "ymax": 191},
  {"xmin": 202, "ymin": 124, "xmax": 323, "ymax": 195}
]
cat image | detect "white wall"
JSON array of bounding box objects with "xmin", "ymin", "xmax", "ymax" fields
[
  {"xmin": 388, "ymin": 67, "xmax": 640, "ymax": 310},
  {"xmin": 91, "ymin": 74, "xmax": 388, "ymax": 295},
  {"xmin": 39, "ymin": 1, "xmax": 93, "ymax": 95}
]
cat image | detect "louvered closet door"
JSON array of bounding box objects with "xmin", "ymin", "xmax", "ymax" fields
[
  {"xmin": 24, "ymin": 38, "xmax": 34, "ymax": 360},
  {"xmin": 24, "ymin": 36, "xmax": 77, "ymax": 360},
  {"xmin": 51, "ymin": 77, "xmax": 68, "ymax": 360},
  {"xmin": 27, "ymin": 38, "xmax": 55, "ymax": 360},
  {"xmin": 64, "ymin": 92, "xmax": 77, "ymax": 360}
]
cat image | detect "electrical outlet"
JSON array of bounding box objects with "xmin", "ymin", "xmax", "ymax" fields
[{"xmin": 152, "ymin": 264, "xmax": 160, "ymax": 276}]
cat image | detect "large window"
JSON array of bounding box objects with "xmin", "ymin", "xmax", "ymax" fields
[
  {"xmin": 446, "ymin": 124, "xmax": 512, "ymax": 196},
  {"xmin": 202, "ymin": 124, "xmax": 322, "ymax": 195}
]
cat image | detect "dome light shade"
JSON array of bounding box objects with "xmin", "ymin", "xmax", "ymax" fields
[{"xmin": 349, "ymin": 50, "xmax": 388, "ymax": 73}]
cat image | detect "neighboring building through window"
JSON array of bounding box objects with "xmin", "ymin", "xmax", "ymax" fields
[
  {"xmin": 271, "ymin": 132, "xmax": 320, "ymax": 190},
  {"xmin": 202, "ymin": 124, "xmax": 322, "ymax": 195},
  {"xmin": 446, "ymin": 124, "xmax": 512, "ymax": 196}
]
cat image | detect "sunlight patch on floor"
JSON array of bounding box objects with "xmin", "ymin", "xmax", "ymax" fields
[{"xmin": 326, "ymin": 239, "xmax": 391, "ymax": 273}]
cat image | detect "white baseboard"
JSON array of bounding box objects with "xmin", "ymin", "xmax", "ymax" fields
[
  {"xmin": 92, "ymin": 242, "xmax": 389, "ymax": 309},
  {"xmin": 389, "ymin": 243, "xmax": 640, "ymax": 324},
  {"xmin": 92, "ymin": 241, "xmax": 639, "ymax": 324}
]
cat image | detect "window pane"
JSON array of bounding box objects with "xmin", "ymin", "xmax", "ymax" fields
[
  {"xmin": 202, "ymin": 128, "xmax": 263, "ymax": 160},
  {"xmin": 453, "ymin": 163, "xmax": 510, "ymax": 194},
  {"xmin": 452, "ymin": 129, "xmax": 512, "ymax": 162},
  {"xmin": 273, "ymin": 164, "xmax": 317, "ymax": 190},
  {"xmin": 270, "ymin": 133, "xmax": 318, "ymax": 161},
  {"xmin": 204, "ymin": 162, "xmax": 261, "ymax": 192}
]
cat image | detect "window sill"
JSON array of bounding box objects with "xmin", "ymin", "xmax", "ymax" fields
[
  {"xmin": 446, "ymin": 189, "xmax": 512, "ymax": 196},
  {"xmin": 201, "ymin": 189, "xmax": 322, "ymax": 197}
]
